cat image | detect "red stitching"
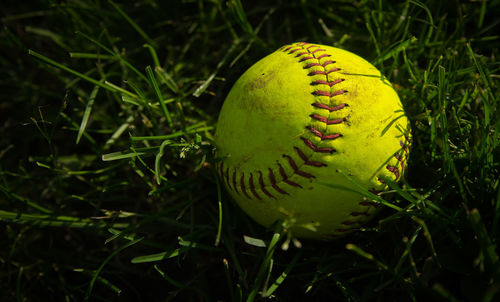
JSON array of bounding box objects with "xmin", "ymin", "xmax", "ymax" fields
[
  {"xmin": 240, "ymin": 173, "xmax": 251, "ymax": 199},
  {"xmin": 268, "ymin": 168, "xmax": 289, "ymax": 195},
  {"xmin": 294, "ymin": 146, "xmax": 328, "ymax": 166},
  {"xmin": 248, "ymin": 173, "xmax": 261, "ymax": 200},
  {"xmin": 298, "ymin": 56, "xmax": 315, "ymax": 62},
  {"xmin": 307, "ymin": 68, "xmax": 340, "ymax": 76},
  {"xmin": 294, "ymin": 52, "xmax": 308, "ymax": 57},
  {"xmin": 310, "ymin": 114, "xmax": 345, "ymax": 125},
  {"xmin": 283, "ymin": 155, "xmax": 315, "ymax": 178},
  {"xmin": 312, "ymin": 90, "xmax": 346, "ymax": 97},
  {"xmin": 258, "ymin": 171, "xmax": 275, "ymax": 199},
  {"xmin": 359, "ymin": 201, "xmax": 379, "ymax": 208},
  {"xmin": 312, "ymin": 102, "xmax": 347, "ymax": 112},
  {"xmin": 386, "ymin": 165, "xmax": 400, "ymax": 179},
  {"xmin": 308, "ymin": 127, "xmax": 342, "ymax": 140},
  {"xmin": 232, "ymin": 170, "xmax": 238, "ymax": 194},
  {"xmin": 311, "ymin": 48, "xmax": 326, "ymax": 54},
  {"xmin": 310, "ymin": 79, "xmax": 344, "ymax": 86},
  {"xmin": 350, "ymin": 212, "xmax": 370, "ymax": 217},
  {"xmin": 303, "ymin": 63, "xmax": 322, "ymax": 69},
  {"xmin": 321, "ymin": 60, "xmax": 335, "ymax": 67},
  {"xmin": 224, "ymin": 165, "xmax": 230, "ymax": 189},
  {"xmin": 278, "ymin": 163, "xmax": 302, "ymax": 188},
  {"xmin": 316, "ymin": 54, "xmax": 331, "ymax": 60},
  {"xmin": 301, "ymin": 137, "xmax": 335, "ymax": 153}
]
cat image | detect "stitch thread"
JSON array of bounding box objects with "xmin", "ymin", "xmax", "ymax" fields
[
  {"xmin": 310, "ymin": 114, "xmax": 345, "ymax": 125},
  {"xmin": 312, "ymin": 103, "xmax": 348, "ymax": 111}
]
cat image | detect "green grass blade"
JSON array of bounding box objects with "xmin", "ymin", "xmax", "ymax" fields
[
  {"xmin": 85, "ymin": 237, "xmax": 143, "ymax": 302},
  {"xmin": 28, "ymin": 50, "xmax": 114, "ymax": 93},
  {"xmin": 146, "ymin": 65, "xmax": 173, "ymax": 128},
  {"xmin": 264, "ymin": 250, "xmax": 302, "ymax": 297},
  {"xmin": 76, "ymin": 31, "xmax": 150, "ymax": 83},
  {"xmin": 155, "ymin": 66, "xmax": 179, "ymax": 94},
  {"xmin": 247, "ymin": 229, "xmax": 282, "ymax": 302},
  {"xmin": 108, "ymin": 0, "xmax": 155, "ymax": 46},
  {"xmin": 143, "ymin": 44, "xmax": 160, "ymax": 68},
  {"xmin": 76, "ymin": 84, "xmax": 100, "ymax": 144},
  {"xmin": 131, "ymin": 248, "xmax": 185, "ymax": 263},
  {"xmin": 154, "ymin": 140, "xmax": 171, "ymax": 185}
]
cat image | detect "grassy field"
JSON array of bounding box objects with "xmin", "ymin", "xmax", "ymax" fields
[{"xmin": 1, "ymin": 0, "xmax": 499, "ymax": 301}]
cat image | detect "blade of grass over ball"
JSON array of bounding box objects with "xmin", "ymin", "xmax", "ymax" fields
[
  {"xmin": 379, "ymin": 176, "xmax": 417, "ymax": 204},
  {"xmin": 146, "ymin": 65, "xmax": 173, "ymax": 128},
  {"xmin": 381, "ymin": 113, "xmax": 407, "ymax": 136},
  {"xmin": 108, "ymin": 0, "xmax": 155, "ymax": 46},
  {"xmin": 77, "ymin": 85, "xmax": 99, "ymax": 144},
  {"xmin": 85, "ymin": 237, "xmax": 143, "ymax": 302},
  {"xmin": 320, "ymin": 171, "xmax": 403, "ymax": 212}
]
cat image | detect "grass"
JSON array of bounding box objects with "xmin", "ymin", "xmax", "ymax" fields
[{"xmin": 1, "ymin": 0, "xmax": 499, "ymax": 301}]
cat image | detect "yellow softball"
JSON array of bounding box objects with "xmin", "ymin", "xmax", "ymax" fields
[{"xmin": 215, "ymin": 42, "xmax": 411, "ymax": 240}]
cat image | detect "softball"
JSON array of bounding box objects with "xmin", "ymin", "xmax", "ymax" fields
[{"xmin": 215, "ymin": 42, "xmax": 410, "ymax": 240}]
